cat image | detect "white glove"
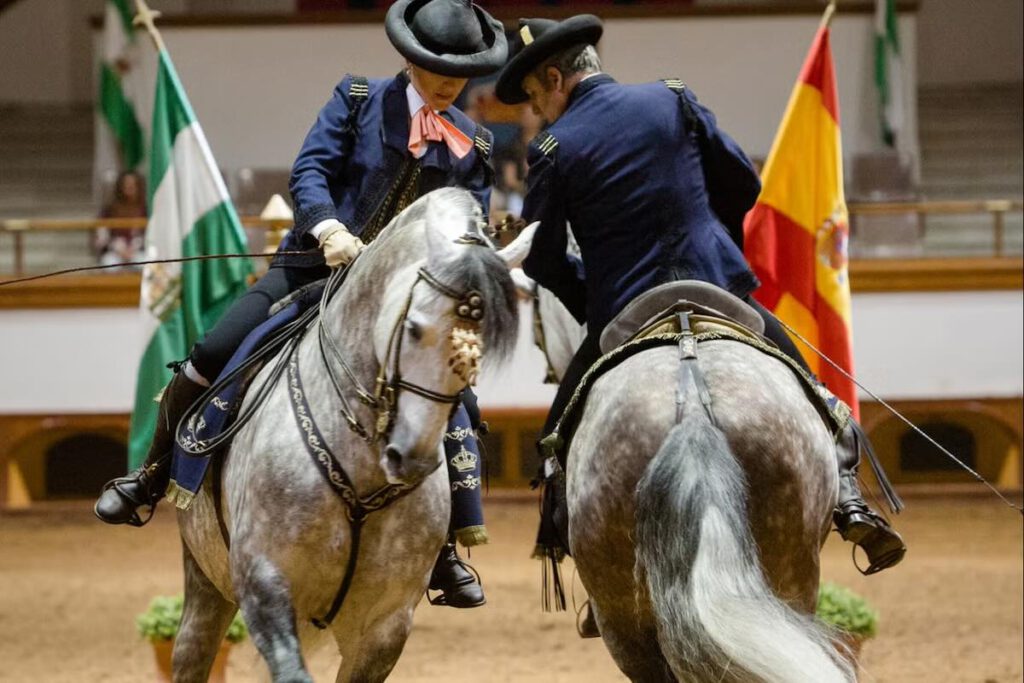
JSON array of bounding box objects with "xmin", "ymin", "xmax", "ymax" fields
[{"xmin": 316, "ymin": 220, "xmax": 364, "ymax": 268}]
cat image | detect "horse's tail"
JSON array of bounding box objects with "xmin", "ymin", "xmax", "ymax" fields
[{"xmin": 634, "ymin": 405, "xmax": 855, "ymax": 683}]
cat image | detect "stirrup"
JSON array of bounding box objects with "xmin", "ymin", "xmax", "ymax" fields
[
  {"xmin": 427, "ymin": 557, "xmax": 484, "ymax": 607},
  {"xmin": 576, "ymin": 601, "xmax": 600, "ymax": 639},
  {"xmin": 96, "ymin": 476, "xmax": 158, "ymax": 527},
  {"xmin": 95, "ymin": 461, "xmax": 166, "ymax": 528},
  {"xmin": 834, "ymin": 504, "xmax": 906, "ymax": 575}
]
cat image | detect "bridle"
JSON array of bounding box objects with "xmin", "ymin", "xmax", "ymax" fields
[
  {"xmin": 298, "ymin": 239, "xmax": 488, "ymax": 629},
  {"xmin": 316, "ymin": 250, "xmax": 486, "ymax": 445}
]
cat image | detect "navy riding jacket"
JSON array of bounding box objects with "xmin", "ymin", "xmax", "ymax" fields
[
  {"xmin": 279, "ymin": 72, "xmax": 493, "ymax": 269},
  {"xmin": 521, "ymin": 74, "xmax": 760, "ymax": 333}
]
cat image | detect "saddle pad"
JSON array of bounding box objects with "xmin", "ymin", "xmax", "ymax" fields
[
  {"xmin": 541, "ymin": 329, "xmax": 850, "ymax": 468},
  {"xmin": 166, "ymin": 285, "xmax": 323, "ymax": 510},
  {"xmin": 599, "ymin": 280, "xmax": 764, "ymax": 354}
]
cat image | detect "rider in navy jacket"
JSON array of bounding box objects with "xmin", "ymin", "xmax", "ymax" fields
[
  {"xmin": 519, "ymin": 73, "xmax": 760, "ymax": 334},
  {"xmin": 95, "ymin": 0, "xmax": 509, "ymax": 608},
  {"xmin": 281, "ymin": 70, "xmax": 493, "ymax": 271},
  {"xmin": 496, "ymin": 16, "xmax": 905, "ymax": 607}
]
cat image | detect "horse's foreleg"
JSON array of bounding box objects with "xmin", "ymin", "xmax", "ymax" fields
[
  {"xmin": 234, "ymin": 554, "xmax": 313, "ymax": 683},
  {"xmin": 173, "ymin": 543, "xmax": 237, "ymax": 683},
  {"xmin": 334, "ymin": 610, "xmax": 413, "ymax": 683}
]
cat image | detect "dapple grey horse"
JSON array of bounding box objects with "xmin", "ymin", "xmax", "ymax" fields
[
  {"xmin": 173, "ymin": 189, "xmax": 523, "ymax": 682},
  {"xmin": 517, "ymin": 255, "xmax": 855, "ymax": 682}
]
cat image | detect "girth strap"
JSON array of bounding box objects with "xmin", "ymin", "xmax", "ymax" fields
[{"xmin": 287, "ymin": 352, "xmax": 429, "ymax": 628}]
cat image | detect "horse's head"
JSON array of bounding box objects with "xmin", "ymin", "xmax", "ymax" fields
[{"xmin": 368, "ymin": 189, "xmax": 520, "ymax": 486}]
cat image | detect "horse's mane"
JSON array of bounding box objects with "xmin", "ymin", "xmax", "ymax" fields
[{"xmin": 367, "ymin": 188, "xmax": 519, "ymax": 362}]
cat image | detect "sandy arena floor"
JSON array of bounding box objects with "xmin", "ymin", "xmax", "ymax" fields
[{"xmin": 0, "ymin": 495, "xmax": 1021, "ymax": 682}]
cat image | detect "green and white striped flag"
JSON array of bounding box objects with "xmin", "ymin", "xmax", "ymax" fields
[
  {"xmin": 128, "ymin": 50, "xmax": 252, "ymax": 467},
  {"xmin": 874, "ymin": 0, "xmax": 904, "ymax": 148},
  {"xmin": 99, "ymin": 0, "xmax": 144, "ymax": 169}
]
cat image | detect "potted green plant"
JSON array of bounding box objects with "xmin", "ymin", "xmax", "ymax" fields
[
  {"xmin": 136, "ymin": 594, "xmax": 248, "ymax": 683},
  {"xmin": 816, "ymin": 581, "xmax": 879, "ymax": 662}
]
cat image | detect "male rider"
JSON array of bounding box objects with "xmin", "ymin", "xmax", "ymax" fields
[{"xmin": 494, "ymin": 15, "xmax": 906, "ymax": 588}]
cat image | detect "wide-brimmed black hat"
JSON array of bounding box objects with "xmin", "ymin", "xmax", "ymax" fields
[
  {"xmin": 495, "ymin": 15, "xmax": 603, "ymax": 104},
  {"xmin": 386, "ymin": 0, "xmax": 508, "ymax": 78}
]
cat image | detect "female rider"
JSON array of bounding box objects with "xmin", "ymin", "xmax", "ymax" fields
[{"xmin": 95, "ymin": 0, "xmax": 508, "ymax": 608}]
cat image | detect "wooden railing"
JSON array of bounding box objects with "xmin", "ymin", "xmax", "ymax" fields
[
  {"xmin": 847, "ymin": 199, "xmax": 1024, "ymax": 258},
  {"xmin": 1, "ymin": 199, "xmax": 1021, "ymax": 303},
  {"xmin": 0, "ymin": 216, "xmax": 293, "ymax": 278}
]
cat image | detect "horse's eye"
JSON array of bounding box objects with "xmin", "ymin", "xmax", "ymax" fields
[{"xmin": 405, "ymin": 320, "xmax": 423, "ymax": 341}]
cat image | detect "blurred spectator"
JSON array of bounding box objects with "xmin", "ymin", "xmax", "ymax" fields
[
  {"xmin": 95, "ymin": 171, "xmax": 147, "ymax": 269},
  {"xmin": 490, "ymin": 151, "xmax": 527, "ymax": 217}
]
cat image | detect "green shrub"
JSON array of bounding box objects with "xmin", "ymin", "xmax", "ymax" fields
[
  {"xmin": 136, "ymin": 595, "xmax": 248, "ymax": 644},
  {"xmin": 816, "ymin": 582, "xmax": 879, "ymax": 638}
]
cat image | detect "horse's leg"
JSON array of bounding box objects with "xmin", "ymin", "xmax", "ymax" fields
[
  {"xmin": 173, "ymin": 542, "xmax": 237, "ymax": 683},
  {"xmin": 333, "ymin": 610, "xmax": 413, "ymax": 683},
  {"xmin": 234, "ymin": 554, "xmax": 313, "ymax": 683}
]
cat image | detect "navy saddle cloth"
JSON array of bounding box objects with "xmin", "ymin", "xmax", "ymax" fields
[{"xmin": 169, "ymin": 281, "xmax": 325, "ymax": 507}]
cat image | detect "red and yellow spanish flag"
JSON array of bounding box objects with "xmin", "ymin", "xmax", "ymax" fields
[{"xmin": 743, "ymin": 24, "xmax": 859, "ymax": 418}]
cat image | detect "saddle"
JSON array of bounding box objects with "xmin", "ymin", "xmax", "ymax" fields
[
  {"xmin": 599, "ymin": 280, "xmax": 764, "ymax": 354},
  {"xmin": 542, "ymin": 281, "xmax": 849, "ymax": 466},
  {"xmin": 166, "ymin": 280, "xmax": 327, "ymax": 509}
]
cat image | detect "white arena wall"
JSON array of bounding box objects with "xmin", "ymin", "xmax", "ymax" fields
[{"xmin": 1, "ymin": 290, "xmax": 1021, "ymax": 416}]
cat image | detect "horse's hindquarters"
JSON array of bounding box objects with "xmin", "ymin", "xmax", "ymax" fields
[
  {"xmin": 566, "ymin": 342, "xmax": 848, "ymax": 682},
  {"xmin": 566, "ymin": 349, "xmax": 680, "ymax": 680}
]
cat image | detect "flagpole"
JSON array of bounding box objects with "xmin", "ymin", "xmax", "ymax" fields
[
  {"xmin": 133, "ymin": 0, "xmax": 167, "ymax": 53},
  {"xmin": 818, "ymin": 0, "xmax": 837, "ymax": 32}
]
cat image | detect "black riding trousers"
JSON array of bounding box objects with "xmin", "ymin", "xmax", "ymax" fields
[{"xmin": 189, "ymin": 265, "xmax": 325, "ymax": 381}]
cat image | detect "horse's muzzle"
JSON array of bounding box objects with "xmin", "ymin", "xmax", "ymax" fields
[{"xmin": 381, "ymin": 444, "xmax": 438, "ymax": 486}]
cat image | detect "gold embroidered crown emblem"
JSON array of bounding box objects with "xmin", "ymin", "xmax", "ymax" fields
[{"xmin": 450, "ymin": 445, "xmax": 478, "ymax": 473}]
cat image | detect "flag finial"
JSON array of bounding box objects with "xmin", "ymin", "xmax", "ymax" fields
[
  {"xmin": 819, "ymin": 0, "xmax": 837, "ymax": 32},
  {"xmin": 133, "ymin": 0, "xmax": 167, "ymax": 53}
]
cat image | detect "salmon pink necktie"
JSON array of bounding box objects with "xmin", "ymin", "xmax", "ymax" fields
[{"xmin": 408, "ymin": 105, "xmax": 473, "ymax": 160}]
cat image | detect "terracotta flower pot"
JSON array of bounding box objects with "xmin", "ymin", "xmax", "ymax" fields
[{"xmin": 151, "ymin": 639, "xmax": 232, "ymax": 683}]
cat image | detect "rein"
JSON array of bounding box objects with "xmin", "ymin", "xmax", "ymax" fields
[{"xmin": 297, "ymin": 254, "xmax": 485, "ymax": 628}]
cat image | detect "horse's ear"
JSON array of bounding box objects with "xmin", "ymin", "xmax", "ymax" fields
[{"xmin": 496, "ymin": 221, "xmax": 539, "ymax": 269}]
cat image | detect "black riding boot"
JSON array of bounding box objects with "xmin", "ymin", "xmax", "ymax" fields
[
  {"xmin": 428, "ymin": 538, "xmax": 486, "ymax": 608},
  {"xmin": 94, "ymin": 371, "xmax": 206, "ymax": 526},
  {"xmin": 833, "ymin": 421, "xmax": 907, "ymax": 574}
]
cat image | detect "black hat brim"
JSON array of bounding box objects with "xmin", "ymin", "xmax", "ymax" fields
[
  {"xmin": 495, "ymin": 15, "xmax": 604, "ymax": 105},
  {"xmin": 386, "ymin": 0, "xmax": 508, "ymax": 78}
]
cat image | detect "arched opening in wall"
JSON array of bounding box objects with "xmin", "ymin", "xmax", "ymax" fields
[
  {"xmin": 900, "ymin": 422, "xmax": 976, "ymax": 473},
  {"xmin": 45, "ymin": 434, "xmax": 126, "ymax": 499},
  {"xmin": 865, "ymin": 406, "xmax": 1021, "ymax": 489}
]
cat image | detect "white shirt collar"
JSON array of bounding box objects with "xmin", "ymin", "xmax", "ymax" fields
[{"xmin": 406, "ymin": 82, "xmax": 436, "ymax": 116}]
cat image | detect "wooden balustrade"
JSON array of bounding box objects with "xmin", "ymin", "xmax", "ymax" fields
[{"xmin": 1, "ymin": 201, "xmax": 1022, "ymax": 296}]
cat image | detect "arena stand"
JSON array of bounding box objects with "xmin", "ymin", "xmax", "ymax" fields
[{"xmin": 0, "ymin": 0, "xmax": 1021, "ymax": 507}]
